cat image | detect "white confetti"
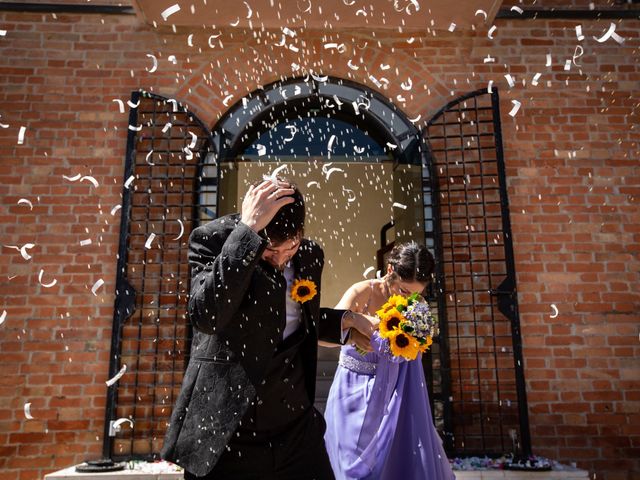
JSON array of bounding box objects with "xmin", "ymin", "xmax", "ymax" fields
[
  {"xmin": 63, "ymin": 173, "xmax": 81, "ymax": 182},
  {"xmin": 244, "ymin": 1, "xmax": 253, "ymax": 19},
  {"xmin": 324, "ymin": 167, "xmax": 345, "ymax": 180},
  {"xmin": 487, "ymin": 25, "xmax": 497, "ymax": 39},
  {"xmin": 386, "ymin": 142, "xmax": 397, "ymax": 150},
  {"xmin": 91, "ymin": 278, "xmax": 105, "ymax": 296},
  {"xmin": 531, "ymin": 73, "xmax": 541, "ymax": 86},
  {"xmin": 282, "ymin": 27, "xmax": 296, "ymax": 37},
  {"xmin": 187, "ymin": 34, "xmax": 194, "ymax": 47},
  {"xmin": 475, "ymin": 9, "xmax": 487, "ymax": 20},
  {"xmin": 327, "ymin": 135, "xmax": 337, "ymax": 153},
  {"xmin": 510, "ymin": 6, "xmax": 523, "ymax": 14},
  {"xmin": 145, "ymin": 150, "xmax": 155, "ymax": 165},
  {"xmin": 105, "ymin": 364, "xmax": 127, "ymax": 387},
  {"xmin": 128, "ymin": 124, "xmax": 142, "ymax": 132},
  {"xmin": 324, "ymin": 43, "xmax": 346, "ymax": 53},
  {"xmin": 311, "ymin": 73, "xmax": 328, "ymax": 82},
  {"xmin": 112, "ymin": 418, "xmax": 134, "ymax": 430},
  {"xmin": 306, "ymin": 181, "xmax": 320, "ymax": 188},
  {"xmin": 168, "ymin": 55, "xmax": 177, "ymax": 64},
  {"xmin": 0, "ymin": 310, "xmax": 6, "ymax": 326},
  {"xmin": 362, "ymin": 266, "xmax": 375, "ymax": 278},
  {"xmin": 187, "ymin": 131, "xmax": 197, "ymax": 149},
  {"xmin": 17, "ymin": 198, "xmax": 33, "ymax": 210},
  {"xmin": 80, "ymin": 238, "xmax": 92, "ymax": 246},
  {"xmin": 24, "ymin": 402, "xmax": 34, "ymax": 420},
  {"xmin": 124, "ymin": 175, "xmax": 135, "ymax": 189},
  {"xmin": 546, "ymin": 53, "xmax": 552, "ymax": 67},
  {"xmin": 483, "ymin": 55, "xmax": 495, "ymax": 63},
  {"xmin": 80, "ymin": 176, "xmax": 99, "ymax": 188},
  {"xmin": 509, "ymin": 99, "xmax": 521, "ymax": 117},
  {"xmin": 173, "ymin": 219, "xmax": 185, "ymax": 241},
  {"xmin": 166, "ymin": 99, "xmax": 178, "ymax": 112},
  {"xmin": 110, "ymin": 204, "xmax": 122, "ymax": 216},
  {"xmin": 230, "ymin": 17, "xmax": 240, "ymax": 27},
  {"xmin": 448, "ymin": 23, "xmax": 456, "ymax": 32},
  {"xmin": 161, "ymin": 4, "xmax": 180, "ymax": 21},
  {"xmin": 504, "ymin": 74, "xmax": 515, "ymax": 88},
  {"xmin": 573, "ymin": 45, "xmax": 584, "ymax": 66},
  {"xmin": 380, "ymin": 64, "xmax": 390, "ymax": 71},
  {"xmin": 145, "ymin": 54, "xmax": 158, "ymax": 73},
  {"xmin": 347, "ymin": 60, "xmax": 359, "ymax": 71},
  {"xmin": 575, "ymin": 25, "xmax": 584, "ymax": 41},
  {"xmin": 0, "ymin": 30, "xmax": 6, "ymax": 36},
  {"xmin": 354, "ymin": 146, "xmax": 365, "ymax": 154},
  {"xmin": 222, "ymin": 95, "xmax": 234, "ymax": 107},
  {"xmin": 594, "ymin": 22, "xmax": 624, "ymax": 44},
  {"xmin": 20, "ymin": 243, "xmax": 35, "ymax": 260},
  {"xmin": 283, "ymin": 125, "xmax": 297, "ymax": 143},
  {"xmin": 127, "ymin": 99, "xmax": 140, "ymax": 109},
  {"xmin": 392, "ymin": 202, "xmax": 407, "ymax": 210},
  {"xmin": 550, "ymin": 304, "xmax": 559, "ymax": 318},
  {"xmin": 400, "ymin": 77, "xmax": 413, "ymax": 91},
  {"xmin": 487, "ymin": 80, "xmax": 494, "ymax": 93},
  {"xmin": 112, "ymin": 99, "xmax": 125, "ymax": 113},
  {"xmin": 38, "ymin": 269, "xmax": 57, "ymax": 288},
  {"xmin": 408, "ymin": 114, "xmax": 421, "ymax": 123},
  {"xmin": 162, "ymin": 122, "xmax": 172, "ymax": 133},
  {"xmin": 17, "ymin": 126, "xmax": 26, "ymax": 144},
  {"xmin": 256, "ymin": 144, "xmax": 266, "ymax": 156},
  {"xmin": 342, "ymin": 186, "xmax": 356, "ymax": 203},
  {"xmin": 564, "ymin": 59, "xmax": 572, "ymax": 71}
]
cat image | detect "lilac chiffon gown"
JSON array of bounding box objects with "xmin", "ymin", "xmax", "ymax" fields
[{"xmin": 324, "ymin": 337, "xmax": 456, "ymax": 480}]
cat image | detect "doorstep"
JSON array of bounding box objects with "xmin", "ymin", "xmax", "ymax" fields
[
  {"xmin": 454, "ymin": 471, "xmax": 589, "ymax": 479},
  {"xmin": 44, "ymin": 465, "xmax": 183, "ymax": 480}
]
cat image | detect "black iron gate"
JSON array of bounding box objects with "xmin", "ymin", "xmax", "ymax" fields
[
  {"xmin": 103, "ymin": 91, "xmax": 215, "ymax": 459},
  {"xmin": 425, "ymin": 88, "xmax": 531, "ymax": 456}
]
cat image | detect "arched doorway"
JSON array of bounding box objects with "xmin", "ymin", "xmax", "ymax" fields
[{"xmin": 205, "ymin": 76, "xmax": 439, "ymax": 414}]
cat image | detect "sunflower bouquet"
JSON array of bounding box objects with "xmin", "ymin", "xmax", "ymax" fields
[{"xmin": 375, "ymin": 292, "xmax": 438, "ymax": 361}]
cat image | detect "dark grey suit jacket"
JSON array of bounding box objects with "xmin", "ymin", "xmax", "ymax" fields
[{"xmin": 161, "ymin": 214, "xmax": 345, "ymax": 476}]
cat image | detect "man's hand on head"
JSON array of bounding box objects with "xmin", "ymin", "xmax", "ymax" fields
[{"xmin": 240, "ymin": 180, "xmax": 295, "ymax": 232}]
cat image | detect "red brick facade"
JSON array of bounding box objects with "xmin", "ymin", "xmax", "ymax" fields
[{"xmin": 0, "ymin": 5, "xmax": 638, "ymax": 480}]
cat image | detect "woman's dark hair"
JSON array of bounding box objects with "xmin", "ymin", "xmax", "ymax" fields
[
  {"xmin": 262, "ymin": 177, "xmax": 305, "ymax": 244},
  {"xmin": 387, "ymin": 241, "xmax": 434, "ymax": 283}
]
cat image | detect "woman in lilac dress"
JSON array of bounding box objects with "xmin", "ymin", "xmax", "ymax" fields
[{"xmin": 324, "ymin": 242, "xmax": 455, "ymax": 480}]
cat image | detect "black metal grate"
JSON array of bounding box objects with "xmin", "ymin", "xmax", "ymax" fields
[
  {"xmin": 426, "ymin": 88, "xmax": 531, "ymax": 457},
  {"xmin": 104, "ymin": 91, "xmax": 215, "ymax": 460}
]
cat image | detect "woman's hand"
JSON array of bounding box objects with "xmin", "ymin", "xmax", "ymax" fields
[
  {"xmin": 348, "ymin": 328, "xmax": 373, "ymax": 353},
  {"xmin": 342, "ymin": 311, "xmax": 380, "ymax": 351}
]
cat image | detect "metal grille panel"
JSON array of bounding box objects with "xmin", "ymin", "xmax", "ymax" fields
[
  {"xmin": 426, "ymin": 89, "xmax": 530, "ymax": 456},
  {"xmin": 104, "ymin": 91, "xmax": 214, "ymax": 459}
]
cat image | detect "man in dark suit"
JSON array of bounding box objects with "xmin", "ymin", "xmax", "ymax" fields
[{"xmin": 161, "ymin": 178, "xmax": 377, "ymax": 479}]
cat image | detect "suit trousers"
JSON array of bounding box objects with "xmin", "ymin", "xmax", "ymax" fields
[{"xmin": 183, "ymin": 407, "xmax": 335, "ymax": 480}]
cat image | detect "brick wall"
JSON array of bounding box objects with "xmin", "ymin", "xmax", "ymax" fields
[{"xmin": 0, "ymin": 7, "xmax": 638, "ymax": 480}]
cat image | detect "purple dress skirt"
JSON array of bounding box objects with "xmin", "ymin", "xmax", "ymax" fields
[{"xmin": 324, "ymin": 341, "xmax": 456, "ymax": 480}]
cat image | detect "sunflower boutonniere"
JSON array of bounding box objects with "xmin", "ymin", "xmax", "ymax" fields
[{"xmin": 291, "ymin": 278, "xmax": 317, "ymax": 303}]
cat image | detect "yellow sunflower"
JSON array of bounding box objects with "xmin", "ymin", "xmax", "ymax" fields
[
  {"xmin": 291, "ymin": 278, "xmax": 317, "ymax": 303},
  {"xmin": 418, "ymin": 335, "xmax": 434, "ymax": 353},
  {"xmin": 388, "ymin": 329, "xmax": 420, "ymax": 360},
  {"xmin": 375, "ymin": 294, "xmax": 408, "ymax": 318},
  {"xmin": 378, "ymin": 309, "xmax": 406, "ymax": 338}
]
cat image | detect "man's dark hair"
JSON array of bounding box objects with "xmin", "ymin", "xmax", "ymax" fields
[
  {"xmin": 262, "ymin": 178, "xmax": 305, "ymax": 244},
  {"xmin": 387, "ymin": 241, "xmax": 434, "ymax": 283}
]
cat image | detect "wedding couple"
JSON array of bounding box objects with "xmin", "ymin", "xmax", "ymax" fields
[{"xmin": 161, "ymin": 178, "xmax": 455, "ymax": 479}]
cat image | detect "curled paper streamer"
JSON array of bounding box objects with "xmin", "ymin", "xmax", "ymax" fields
[
  {"xmin": 91, "ymin": 278, "xmax": 105, "ymax": 296},
  {"xmin": 161, "ymin": 4, "xmax": 180, "ymax": 21},
  {"xmin": 106, "ymin": 364, "xmax": 127, "ymax": 387}
]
